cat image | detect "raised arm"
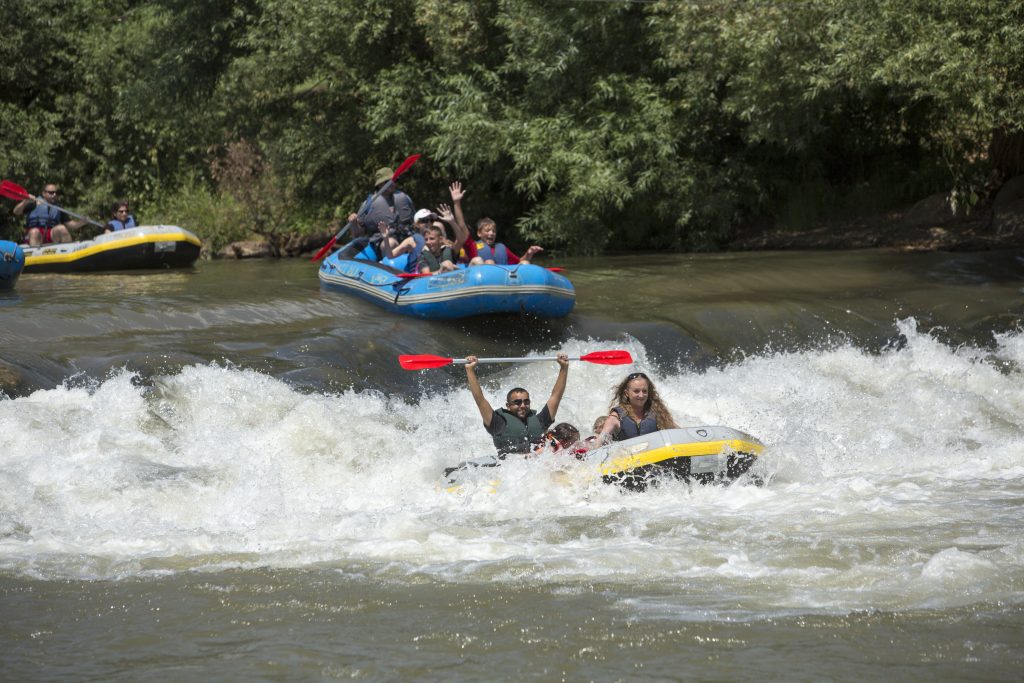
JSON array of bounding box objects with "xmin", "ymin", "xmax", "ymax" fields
[
  {"xmin": 377, "ymin": 221, "xmax": 396, "ymax": 259},
  {"xmin": 449, "ymin": 182, "xmax": 470, "ymax": 242},
  {"xmin": 465, "ymin": 356, "xmax": 494, "ymax": 426},
  {"xmin": 544, "ymin": 353, "xmax": 570, "ymax": 419},
  {"xmin": 436, "ymin": 203, "xmax": 461, "ymax": 246}
]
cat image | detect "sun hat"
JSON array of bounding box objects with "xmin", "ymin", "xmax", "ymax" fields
[{"xmin": 373, "ymin": 167, "xmax": 394, "ymax": 186}]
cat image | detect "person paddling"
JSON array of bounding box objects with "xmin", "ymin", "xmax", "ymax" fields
[
  {"xmin": 598, "ymin": 371, "xmax": 679, "ymax": 443},
  {"xmin": 347, "ymin": 166, "xmax": 416, "ymax": 249},
  {"xmin": 12, "ymin": 183, "xmax": 82, "ymax": 246},
  {"xmin": 465, "ymin": 353, "xmax": 569, "ymax": 457}
]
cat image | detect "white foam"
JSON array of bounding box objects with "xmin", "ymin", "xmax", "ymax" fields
[{"xmin": 1, "ymin": 323, "xmax": 1023, "ymax": 615}]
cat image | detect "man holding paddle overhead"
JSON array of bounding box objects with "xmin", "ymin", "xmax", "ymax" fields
[{"xmin": 464, "ymin": 353, "xmax": 570, "ymax": 457}]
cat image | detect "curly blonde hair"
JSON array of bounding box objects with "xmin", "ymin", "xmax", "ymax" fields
[{"xmin": 609, "ymin": 372, "xmax": 678, "ymax": 430}]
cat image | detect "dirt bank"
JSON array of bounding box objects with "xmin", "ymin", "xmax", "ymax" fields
[{"xmin": 728, "ymin": 178, "xmax": 1024, "ymax": 252}]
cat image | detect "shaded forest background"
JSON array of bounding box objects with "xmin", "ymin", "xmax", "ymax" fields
[{"xmin": 2, "ymin": 0, "xmax": 1022, "ymax": 255}]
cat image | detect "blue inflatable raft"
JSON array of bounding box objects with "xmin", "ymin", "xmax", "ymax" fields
[
  {"xmin": 318, "ymin": 239, "xmax": 575, "ymax": 319},
  {"xmin": 0, "ymin": 240, "xmax": 25, "ymax": 290}
]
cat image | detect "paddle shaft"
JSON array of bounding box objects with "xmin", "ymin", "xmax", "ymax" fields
[
  {"xmin": 398, "ymin": 349, "xmax": 632, "ymax": 370},
  {"xmin": 32, "ymin": 197, "xmax": 105, "ymax": 229},
  {"xmin": 455, "ymin": 356, "xmax": 582, "ymax": 365}
]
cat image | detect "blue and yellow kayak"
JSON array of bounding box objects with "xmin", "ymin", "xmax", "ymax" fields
[{"xmin": 444, "ymin": 426, "xmax": 766, "ymax": 491}]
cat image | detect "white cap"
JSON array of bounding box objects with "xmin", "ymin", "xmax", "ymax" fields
[{"xmin": 414, "ymin": 208, "xmax": 435, "ymax": 222}]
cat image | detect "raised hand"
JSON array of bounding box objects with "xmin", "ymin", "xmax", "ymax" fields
[
  {"xmin": 449, "ymin": 181, "xmax": 465, "ymax": 203},
  {"xmin": 435, "ymin": 203, "xmax": 455, "ymax": 223}
]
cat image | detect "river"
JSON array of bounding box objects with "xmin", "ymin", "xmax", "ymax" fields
[{"xmin": 2, "ymin": 249, "xmax": 1023, "ymax": 681}]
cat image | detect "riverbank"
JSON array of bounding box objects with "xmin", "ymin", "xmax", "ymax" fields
[{"xmin": 728, "ymin": 181, "xmax": 1024, "ymax": 252}]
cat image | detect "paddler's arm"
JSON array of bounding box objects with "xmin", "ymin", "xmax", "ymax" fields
[
  {"xmin": 597, "ymin": 412, "xmax": 620, "ymax": 444},
  {"xmin": 544, "ymin": 353, "xmax": 570, "ymax": 419},
  {"xmin": 12, "ymin": 196, "xmax": 36, "ymax": 216},
  {"xmin": 465, "ymin": 355, "xmax": 494, "ymax": 427}
]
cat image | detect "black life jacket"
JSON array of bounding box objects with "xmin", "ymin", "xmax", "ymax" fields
[
  {"xmin": 491, "ymin": 407, "xmax": 546, "ymax": 456},
  {"xmin": 357, "ymin": 190, "xmax": 414, "ymax": 234},
  {"xmin": 611, "ymin": 405, "xmax": 659, "ymax": 441},
  {"xmin": 418, "ymin": 246, "xmax": 453, "ymax": 273}
]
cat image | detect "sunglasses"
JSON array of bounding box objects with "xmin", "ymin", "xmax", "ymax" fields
[
  {"xmin": 509, "ymin": 398, "xmax": 531, "ymax": 406},
  {"xmin": 626, "ymin": 372, "xmax": 649, "ymax": 381}
]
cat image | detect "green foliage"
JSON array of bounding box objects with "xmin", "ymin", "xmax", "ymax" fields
[
  {"xmin": 2, "ymin": 0, "xmax": 1023, "ymax": 249},
  {"xmin": 144, "ymin": 174, "xmax": 249, "ymax": 255},
  {"xmin": 210, "ymin": 139, "xmax": 299, "ymax": 256}
]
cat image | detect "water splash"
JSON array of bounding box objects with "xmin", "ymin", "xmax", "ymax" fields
[{"xmin": 1, "ymin": 322, "xmax": 1022, "ymax": 616}]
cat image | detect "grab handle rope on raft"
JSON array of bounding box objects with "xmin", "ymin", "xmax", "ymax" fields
[{"xmin": 393, "ymin": 285, "xmax": 411, "ymax": 304}]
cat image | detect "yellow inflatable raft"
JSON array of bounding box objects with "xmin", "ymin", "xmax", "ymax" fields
[
  {"xmin": 444, "ymin": 425, "xmax": 765, "ymax": 492},
  {"xmin": 23, "ymin": 225, "xmax": 201, "ymax": 273}
]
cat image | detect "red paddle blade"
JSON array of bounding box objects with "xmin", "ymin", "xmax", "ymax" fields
[
  {"xmin": 0, "ymin": 180, "xmax": 30, "ymax": 200},
  {"xmin": 580, "ymin": 350, "xmax": 633, "ymax": 365},
  {"xmin": 311, "ymin": 236, "xmax": 337, "ymax": 262},
  {"xmin": 399, "ymin": 354, "xmax": 454, "ymax": 370},
  {"xmin": 392, "ymin": 154, "xmax": 421, "ymax": 180}
]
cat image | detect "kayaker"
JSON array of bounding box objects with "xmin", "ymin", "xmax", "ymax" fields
[
  {"xmin": 12, "ymin": 183, "xmax": 80, "ymax": 246},
  {"xmin": 598, "ymin": 371, "xmax": 679, "ymax": 442},
  {"xmin": 465, "ymin": 353, "xmax": 570, "ymax": 457},
  {"xmin": 104, "ymin": 201, "xmax": 137, "ymax": 233}
]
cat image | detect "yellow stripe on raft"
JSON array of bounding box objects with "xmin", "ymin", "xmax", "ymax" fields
[
  {"xmin": 599, "ymin": 439, "xmax": 765, "ymax": 476},
  {"xmin": 24, "ymin": 231, "xmax": 202, "ymax": 266}
]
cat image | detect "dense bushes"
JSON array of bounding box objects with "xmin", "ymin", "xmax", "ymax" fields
[{"xmin": 1, "ymin": 0, "xmax": 1021, "ymax": 253}]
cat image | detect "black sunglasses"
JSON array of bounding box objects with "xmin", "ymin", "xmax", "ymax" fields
[
  {"xmin": 626, "ymin": 372, "xmax": 648, "ymax": 381},
  {"xmin": 509, "ymin": 398, "xmax": 531, "ymax": 406}
]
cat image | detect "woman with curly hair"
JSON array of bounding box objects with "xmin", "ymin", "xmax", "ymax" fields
[{"xmin": 597, "ymin": 372, "xmax": 679, "ymax": 443}]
